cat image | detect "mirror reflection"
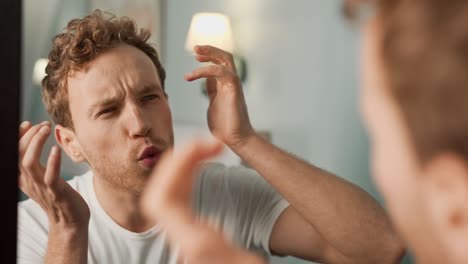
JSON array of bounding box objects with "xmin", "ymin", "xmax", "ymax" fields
[{"xmin": 21, "ymin": 1, "xmax": 436, "ymax": 264}]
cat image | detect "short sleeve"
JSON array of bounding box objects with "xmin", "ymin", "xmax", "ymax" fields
[{"xmin": 194, "ymin": 163, "xmax": 290, "ymax": 256}]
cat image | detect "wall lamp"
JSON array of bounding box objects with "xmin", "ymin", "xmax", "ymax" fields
[
  {"xmin": 33, "ymin": 58, "xmax": 48, "ymax": 85},
  {"xmin": 185, "ymin": 12, "xmax": 247, "ymax": 96}
]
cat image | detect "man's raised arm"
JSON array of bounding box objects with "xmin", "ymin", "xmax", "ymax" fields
[
  {"xmin": 184, "ymin": 45, "xmax": 404, "ymax": 263},
  {"xmin": 18, "ymin": 121, "xmax": 89, "ymax": 264}
]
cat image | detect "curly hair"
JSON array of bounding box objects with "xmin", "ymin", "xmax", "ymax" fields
[{"xmin": 42, "ymin": 9, "xmax": 166, "ymax": 129}]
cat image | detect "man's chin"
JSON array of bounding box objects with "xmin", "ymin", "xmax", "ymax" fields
[
  {"xmin": 127, "ymin": 176, "xmax": 150, "ymax": 195},
  {"xmin": 117, "ymin": 167, "xmax": 154, "ymax": 194}
]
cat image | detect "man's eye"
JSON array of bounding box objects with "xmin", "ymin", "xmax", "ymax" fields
[
  {"xmin": 97, "ymin": 107, "xmax": 116, "ymax": 116},
  {"xmin": 142, "ymin": 94, "xmax": 159, "ymax": 102}
]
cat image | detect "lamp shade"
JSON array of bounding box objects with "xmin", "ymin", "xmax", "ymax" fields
[
  {"xmin": 185, "ymin": 13, "xmax": 235, "ymax": 53},
  {"xmin": 33, "ymin": 58, "xmax": 48, "ymax": 85}
]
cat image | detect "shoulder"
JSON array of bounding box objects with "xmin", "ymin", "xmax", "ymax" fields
[{"xmin": 65, "ymin": 170, "xmax": 93, "ymax": 192}]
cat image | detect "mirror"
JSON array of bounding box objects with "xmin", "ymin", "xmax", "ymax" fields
[{"xmin": 20, "ymin": 1, "xmax": 382, "ymax": 264}]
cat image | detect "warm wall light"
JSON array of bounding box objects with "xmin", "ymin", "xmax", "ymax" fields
[
  {"xmin": 185, "ymin": 13, "xmax": 235, "ymax": 53},
  {"xmin": 33, "ymin": 58, "xmax": 48, "ymax": 85},
  {"xmin": 185, "ymin": 12, "xmax": 247, "ymax": 94}
]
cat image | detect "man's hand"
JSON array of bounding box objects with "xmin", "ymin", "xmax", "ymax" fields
[
  {"xmin": 141, "ymin": 138, "xmax": 266, "ymax": 264},
  {"xmin": 18, "ymin": 121, "xmax": 90, "ymax": 231},
  {"xmin": 185, "ymin": 45, "xmax": 255, "ymax": 150}
]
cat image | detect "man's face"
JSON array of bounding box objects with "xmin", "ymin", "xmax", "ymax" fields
[
  {"xmin": 360, "ymin": 17, "xmax": 441, "ymax": 257},
  {"xmin": 67, "ymin": 44, "xmax": 174, "ymax": 194}
]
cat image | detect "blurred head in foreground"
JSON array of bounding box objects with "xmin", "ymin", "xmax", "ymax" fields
[{"xmin": 345, "ymin": 0, "xmax": 468, "ymax": 262}]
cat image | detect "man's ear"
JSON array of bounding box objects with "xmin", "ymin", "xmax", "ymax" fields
[
  {"xmin": 55, "ymin": 124, "xmax": 85, "ymax": 163},
  {"xmin": 422, "ymin": 153, "xmax": 468, "ymax": 263}
]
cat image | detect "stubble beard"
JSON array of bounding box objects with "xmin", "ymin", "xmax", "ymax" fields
[{"xmin": 86, "ymin": 152, "xmax": 151, "ymax": 195}]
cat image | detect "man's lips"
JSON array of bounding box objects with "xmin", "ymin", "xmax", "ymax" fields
[{"xmin": 138, "ymin": 146, "xmax": 162, "ymax": 168}]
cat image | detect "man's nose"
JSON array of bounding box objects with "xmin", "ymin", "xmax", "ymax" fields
[{"xmin": 125, "ymin": 105, "xmax": 151, "ymax": 138}]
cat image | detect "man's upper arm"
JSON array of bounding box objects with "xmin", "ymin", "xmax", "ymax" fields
[
  {"xmin": 269, "ymin": 205, "xmax": 352, "ymax": 263},
  {"xmin": 195, "ymin": 163, "xmax": 289, "ymax": 255}
]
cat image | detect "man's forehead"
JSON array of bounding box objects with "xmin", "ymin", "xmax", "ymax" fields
[
  {"xmin": 68, "ymin": 61, "xmax": 160, "ymax": 94},
  {"xmin": 68, "ymin": 71, "xmax": 159, "ymax": 100},
  {"xmin": 67, "ymin": 67, "xmax": 115, "ymax": 98},
  {"xmin": 66, "ymin": 44, "xmax": 162, "ymax": 106}
]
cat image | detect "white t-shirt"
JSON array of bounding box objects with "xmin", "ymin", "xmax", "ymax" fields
[{"xmin": 17, "ymin": 163, "xmax": 289, "ymax": 264}]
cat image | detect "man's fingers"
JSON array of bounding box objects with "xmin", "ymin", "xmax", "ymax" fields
[
  {"xmin": 195, "ymin": 55, "xmax": 222, "ymax": 64},
  {"xmin": 157, "ymin": 138, "xmax": 223, "ymax": 194},
  {"xmin": 142, "ymin": 139, "xmax": 225, "ymax": 259},
  {"xmin": 194, "ymin": 45, "xmax": 227, "ymax": 57},
  {"xmin": 19, "ymin": 121, "xmax": 32, "ymax": 139},
  {"xmin": 44, "ymin": 146, "xmax": 62, "ymax": 191},
  {"xmin": 19, "ymin": 121, "xmax": 50, "ymax": 159},
  {"xmin": 141, "ymin": 148, "xmax": 174, "ymax": 220},
  {"xmin": 140, "ymin": 138, "xmax": 266, "ymax": 264},
  {"xmin": 194, "ymin": 55, "xmax": 237, "ymax": 74},
  {"xmin": 21, "ymin": 125, "xmax": 51, "ymax": 173},
  {"xmin": 167, "ymin": 219, "xmax": 265, "ymax": 264},
  {"xmin": 194, "ymin": 45, "xmax": 236, "ymax": 72},
  {"xmin": 185, "ymin": 65, "xmax": 233, "ymax": 81},
  {"xmin": 142, "ymin": 138, "xmax": 223, "ymax": 220},
  {"xmin": 154, "ymin": 138, "xmax": 223, "ymax": 196}
]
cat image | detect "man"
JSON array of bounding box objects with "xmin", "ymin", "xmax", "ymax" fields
[
  {"xmin": 17, "ymin": 10, "xmax": 402, "ymax": 264},
  {"xmin": 142, "ymin": 0, "xmax": 468, "ymax": 263}
]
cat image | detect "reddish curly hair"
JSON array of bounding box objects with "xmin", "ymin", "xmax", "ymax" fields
[{"xmin": 42, "ymin": 9, "xmax": 166, "ymax": 129}]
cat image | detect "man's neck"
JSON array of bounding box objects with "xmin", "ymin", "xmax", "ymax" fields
[{"xmin": 93, "ymin": 175, "xmax": 155, "ymax": 232}]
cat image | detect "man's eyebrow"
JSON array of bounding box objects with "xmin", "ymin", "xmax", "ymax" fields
[
  {"xmin": 87, "ymin": 97, "xmax": 119, "ymax": 117},
  {"xmin": 136, "ymin": 83, "xmax": 160, "ymax": 95}
]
